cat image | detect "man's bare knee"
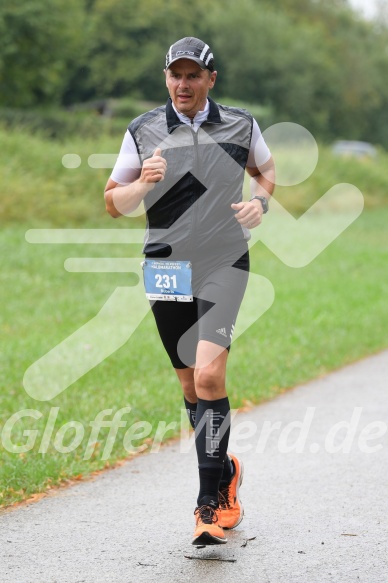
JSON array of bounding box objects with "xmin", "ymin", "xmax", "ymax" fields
[{"xmin": 194, "ymin": 363, "xmax": 226, "ymax": 400}]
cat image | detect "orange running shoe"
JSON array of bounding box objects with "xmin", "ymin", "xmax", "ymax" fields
[
  {"xmin": 192, "ymin": 504, "xmax": 227, "ymax": 545},
  {"xmin": 218, "ymin": 454, "xmax": 244, "ymax": 529}
]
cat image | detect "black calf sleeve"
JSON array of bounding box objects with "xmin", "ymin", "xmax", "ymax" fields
[
  {"xmin": 184, "ymin": 397, "xmax": 197, "ymax": 430},
  {"xmin": 195, "ymin": 396, "xmax": 231, "ymax": 505}
]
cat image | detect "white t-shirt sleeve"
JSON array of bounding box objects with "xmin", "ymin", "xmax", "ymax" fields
[
  {"xmin": 110, "ymin": 130, "xmax": 142, "ymax": 185},
  {"xmin": 247, "ymin": 119, "xmax": 271, "ymax": 168}
]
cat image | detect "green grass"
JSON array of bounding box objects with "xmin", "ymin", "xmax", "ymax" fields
[
  {"xmin": 1, "ymin": 124, "xmax": 387, "ymax": 227},
  {"xmin": 0, "ymin": 125, "xmax": 388, "ymax": 507},
  {"xmin": 1, "ymin": 209, "xmax": 388, "ymax": 507}
]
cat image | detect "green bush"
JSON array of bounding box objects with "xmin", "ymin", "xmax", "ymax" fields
[{"xmin": 0, "ymin": 103, "xmax": 148, "ymax": 141}]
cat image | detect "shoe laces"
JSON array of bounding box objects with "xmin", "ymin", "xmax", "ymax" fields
[
  {"xmin": 219, "ymin": 484, "xmax": 232, "ymax": 509},
  {"xmin": 194, "ymin": 504, "xmax": 219, "ymax": 525}
]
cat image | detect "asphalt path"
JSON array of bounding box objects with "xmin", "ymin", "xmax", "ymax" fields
[{"xmin": 1, "ymin": 351, "xmax": 387, "ymax": 583}]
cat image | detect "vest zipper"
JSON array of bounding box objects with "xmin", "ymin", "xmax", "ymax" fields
[{"xmin": 189, "ymin": 121, "xmax": 200, "ymax": 253}]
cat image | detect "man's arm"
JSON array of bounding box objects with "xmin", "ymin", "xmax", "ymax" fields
[
  {"xmin": 247, "ymin": 154, "xmax": 275, "ymax": 201},
  {"xmin": 231, "ymin": 155, "xmax": 275, "ymax": 229},
  {"xmin": 104, "ymin": 148, "xmax": 167, "ymax": 218}
]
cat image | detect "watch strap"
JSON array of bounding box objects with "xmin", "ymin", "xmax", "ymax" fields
[{"xmin": 250, "ymin": 195, "xmax": 269, "ymax": 213}]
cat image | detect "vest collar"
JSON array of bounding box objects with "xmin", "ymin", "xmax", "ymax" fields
[{"xmin": 166, "ymin": 97, "xmax": 222, "ymax": 133}]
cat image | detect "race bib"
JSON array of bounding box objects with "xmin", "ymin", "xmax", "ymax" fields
[{"xmin": 142, "ymin": 259, "xmax": 193, "ymax": 302}]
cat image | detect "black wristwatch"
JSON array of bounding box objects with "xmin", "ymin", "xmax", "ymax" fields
[{"xmin": 250, "ymin": 195, "xmax": 269, "ymax": 213}]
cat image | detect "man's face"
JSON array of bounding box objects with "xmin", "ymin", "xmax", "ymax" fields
[{"xmin": 164, "ymin": 59, "xmax": 217, "ymax": 119}]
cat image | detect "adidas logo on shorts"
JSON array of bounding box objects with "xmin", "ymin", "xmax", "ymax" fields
[{"xmin": 216, "ymin": 327, "xmax": 227, "ymax": 338}]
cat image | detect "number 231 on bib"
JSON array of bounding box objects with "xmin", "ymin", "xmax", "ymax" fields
[{"xmin": 142, "ymin": 260, "xmax": 193, "ymax": 302}]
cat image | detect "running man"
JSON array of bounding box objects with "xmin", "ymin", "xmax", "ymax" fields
[{"xmin": 104, "ymin": 37, "xmax": 275, "ymax": 545}]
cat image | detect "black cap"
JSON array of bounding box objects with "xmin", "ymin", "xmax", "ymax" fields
[{"xmin": 166, "ymin": 37, "xmax": 214, "ymax": 72}]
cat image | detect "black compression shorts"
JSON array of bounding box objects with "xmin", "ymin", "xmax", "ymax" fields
[{"xmin": 150, "ymin": 251, "xmax": 249, "ymax": 369}]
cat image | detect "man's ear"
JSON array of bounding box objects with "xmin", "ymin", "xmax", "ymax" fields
[{"xmin": 209, "ymin": 70, "xmax": 217, "ymax": 89}]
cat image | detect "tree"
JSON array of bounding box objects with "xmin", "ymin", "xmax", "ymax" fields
[
  {"xmin": 0, "ymin": 0, "xmax": 87, "ymax": 107},
  {"xmin": 85, "ymin": 0, "xmax": 211, "ymax": 102}
]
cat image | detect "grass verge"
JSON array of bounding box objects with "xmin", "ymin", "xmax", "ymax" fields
[{"xmin": 1, "ymin": 208, "xmax": 387, "ymax": 507}]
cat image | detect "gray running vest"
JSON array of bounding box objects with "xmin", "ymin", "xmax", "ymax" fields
[{"xmin": 128, "ymin": 97, "xmax": 253, "ymax": 259}]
